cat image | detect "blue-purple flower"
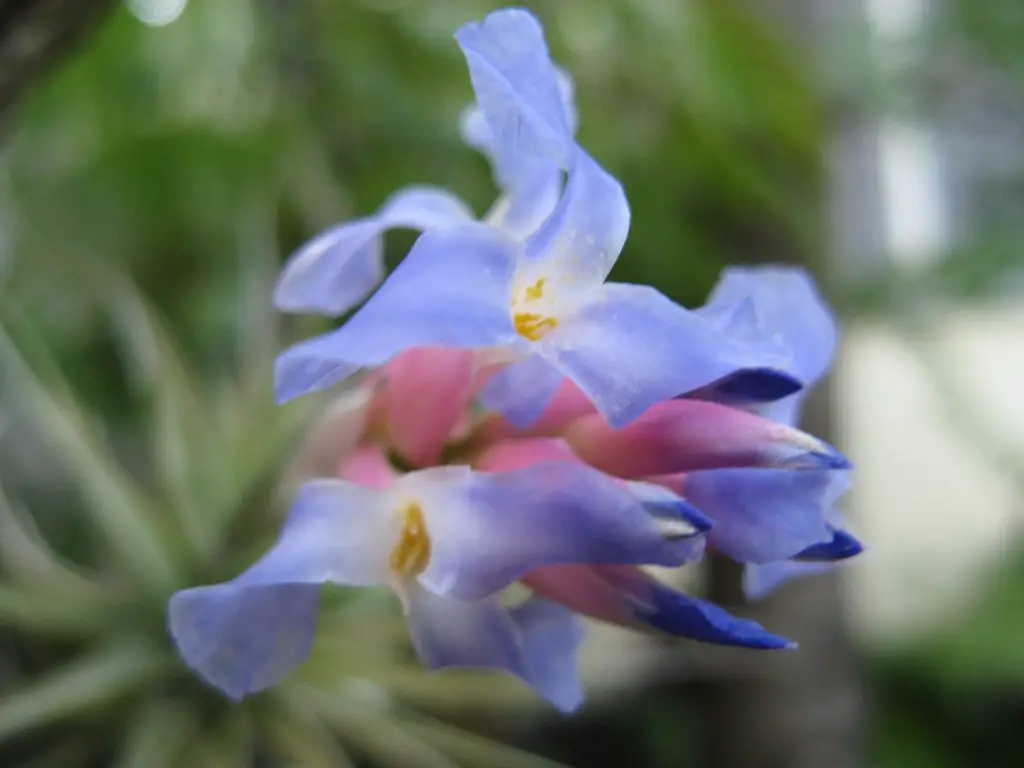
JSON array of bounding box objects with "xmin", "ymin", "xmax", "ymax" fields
[
  {"xmin": 273, "ymin": 9, "xmax": 574, "ymax": 318},
  {"xmin": 273, "ymin": 9, "xmax": 800, "ymax": 428},
  {"xmin": 168, "ymin": 6, "xmax": 859, "ymax": 716},
  {"xmin": 683, "ymin": 265, "xmax": 861, "ymax": 595},
  {"xmin": 168, "ymin": 462, "xmax": 714, "ymax": 710}
]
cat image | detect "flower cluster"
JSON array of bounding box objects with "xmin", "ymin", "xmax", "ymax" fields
[{"xmin": 168, "ymin": 8, "xmax": 858, "ymax": 713}]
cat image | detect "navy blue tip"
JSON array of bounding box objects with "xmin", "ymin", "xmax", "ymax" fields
[
  {"xmin": 814, "ymin": 443, "xmax": 854, "ymax": 471},
  {"xmin": 711, "ymin": 368, "xmax": 803, "ymax": 403},
  {"xmin": 794, "ymin": 529, "xmax": 864, "ymax": 562},
  {"xmin": 640, "ymin": 586, "xmax": 796, "ymax": 650},
  {"xmin": 675, "ymin": 498, "xmax": 714, "ymax": 533}
]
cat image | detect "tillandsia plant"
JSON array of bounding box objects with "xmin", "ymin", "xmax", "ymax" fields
[
  {"xmin": 0, "ymin": 276, "xmax": 572, "ymax": 767},
  {"xmin": 170, "ymin": 7, "xmax": 862, "ymax": 715}
]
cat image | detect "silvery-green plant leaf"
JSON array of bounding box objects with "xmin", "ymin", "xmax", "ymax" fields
[
  {"xmin": 0, "ymin": 483, "xmax": 97, "ymax": 596},
  {"xmin": 0, "ymin": 642, "xmax": 169, "ymax": 743},
  {"xmin": 0, "ymin": 313, "xmax": 178, "ymax": 594},
  {"xmin": 402, "ymin": 714, "xmax": 571, "ymax": 768},
  {"xmin": 112, "ymin": 697, "xmax": 198, "ymax": 768},
  {"xmin": 0, "ymin": 585, "xmax": 110, "ymax": 637}
]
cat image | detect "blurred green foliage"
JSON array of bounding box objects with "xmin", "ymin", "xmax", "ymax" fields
[{"xmin": 0, "ymin": 0, "xmax": 1021, "ymax": 766}]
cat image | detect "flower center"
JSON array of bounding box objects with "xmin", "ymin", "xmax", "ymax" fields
[
  {"xmin": 512, "ymin": 277, "xmax": 558, "ymax": 341},
  {"xmin": 389, "ymin": 502, "xmax": 431, "ymax": 575}
]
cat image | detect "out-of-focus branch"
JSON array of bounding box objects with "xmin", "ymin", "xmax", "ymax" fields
[
  {"xmin": 697, "ymin": 1, "xmax": 869, "ymax": 765},
  {"xmin": 699, "ymin": 388, "xmax": 866, "ymax": 768},
  {"xmin": 0, "ymin": 0, "xmax": 118, "ymax": 118}
]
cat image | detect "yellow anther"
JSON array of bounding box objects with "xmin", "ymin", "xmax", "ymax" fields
[
  {"xmin": 389, "ymin": 502, "xmax": 431, "ymax": 575},
  {"xmin": 514, "ymin": 312, "xmax": 558, "ymax": 341},
  {"xmin": 522, "ymin": 277, "xmax": 547, "ymax": 302}
]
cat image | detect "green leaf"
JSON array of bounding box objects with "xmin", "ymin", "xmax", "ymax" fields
[
  {"xmin": 0, "ymin": 315, "xmax": 178, "ymax": 594},
  {"xmin": 299, "ymin": 687, "xmax": 459, "ymax": 768},
  {"xmin": 112, "ymin": 697, "xmax": 197, "ymax": 768},
  {"xmin": 403, "ymin": 714, "xmax": 570, "ymax": 768},
  {"xmin": 0, "ymin": 483, "xmax": 99, "ymax": 596},
  {"xmin": 263, "ymin": 696, "xmax": 357, "ymax": 768},
  {"xmin": 0, "ymin": 641, "xmax": 169, "ymax": 742},
  {"xmin": 106, "ymin": 282, "xmax": 222, "ymax": 562},
  {"xmin": 0, "ymin": 585, "xmax": 112, "ymax": 637}
]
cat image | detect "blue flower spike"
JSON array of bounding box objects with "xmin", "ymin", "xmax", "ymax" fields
[{"xmin": 168, "ymin": 462, "xmax": 696, "ymax": 709}]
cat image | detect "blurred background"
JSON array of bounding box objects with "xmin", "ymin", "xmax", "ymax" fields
[{"xmin": 0, "ymin": 0, "xmax": 1021, "ymax": 766}]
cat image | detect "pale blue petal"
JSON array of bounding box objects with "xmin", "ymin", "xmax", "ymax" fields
[
  {"xmin": 456, "ymin": 9, "xmax": 573, "ymax": 171},
  {"xmin": 418, "ymin": 462, "xmax": 693, "ymax": 601},
  {"xmin": 743, "ymin": 561, "xmax": 836, "ymax": 601},
  {"xmin": 168, "ymin": 583, "xmax": 319, "ymax": 700},
  {"xmin": 510, "ymin": 597, "xmax": 585, "ymax": 712},
  {"xmin": 545, "ymin": 283, "xmax": 758, "ymax": 427},
  {"xmin": 700, "ymin": 266, "xmax": 837, "ymax": 386},
  {"xmin": 405, "ymin": 583, "xmax": 522, "ymax": 673},
  {"xmin": 275, "ymin": 224, "xmax": 519, "ymax": 403},
  {"xmin": 478, "ymin": 354, "xmax": 564, "ymax": 428},
  {"xmin": 167, "ymin": 480, "xmax": 394, "ymax": 699},
  {"xmin": 274, "ymin": 186, "xmax": 475, "ymax": 316},
  {"xmin": 274, "ymin": 219, "xmax": 384, "ymax": 317},
  {"xmin": 524, "ymin": 146, "xmax": 629, "ymax": 285},
  {"xmin": 684, "ymin": 468, "xmax": 851, "ymax": 564},
  {"xmin": 757, "ymin": 392, "xmax": 805, "ymax": 427},
  {"xmin": 485, "ymin": 166, "xmax": 563, "ymax": 241}
]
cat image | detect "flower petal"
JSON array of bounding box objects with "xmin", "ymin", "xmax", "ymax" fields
[
  {"xmin": 404, "ymin": 584, "xmax": 584, "ymax": 711},
  {"xmin": 743, "ymin": 561, "xmax": 836, "ymax": 601},
  {"xmin": 525, "ymin": 565, "xmax": 794, "ymax": 649},
  {"xmin": 523, "ymin": 147, "xmax": 629, "ymax": 286},
  {"xmin": 405, "ymin": 581, "xmax": 522, "ymax": 672},
  {"xmin": 685, "ymin": 368, "xmax": 803, "ymax": 409},
  {"xmin": 484, "ymin": 166, "xmax": 563, "ymax": 241},
  {"xmin": 478, "ymin": 354, "xmax": 564, "ymax": 429},
  {"xmin": 684, "ymin": 468, "xmax": 851, "ymax": 563},
  {"xmin": 274, "ymin": 186, "xmax": 475, "ymax": 316},
  {"xmin": 381, "ymin": 347, "xmax": 477, "ymax": 466},
  {"xmin": 275, "ymin": 224, "xmax": 519, "ymax": 403},
  {"xmin": 565, "ymin": 399, "xmax": 851, "ymax": 477},
  {"xmin": 417, "ymin": 461, "xmax": 694, "ymax": 601},
  {"xmin": 456, "ymin": 9, "xmax": 573, "ymax": 171},
  {"xmin": 473, "ymin": 436, "xmax": 579, "ymax": 472},
  {"xmin": 509, "ymin": 597, "xmax": 585, "ymax": 712},
  {"xmin": 168, "ymin": 583, "xmax": 320, "ymax": 700},
  {"xmin": 604, "ymin": 567, "xmax": 794, "ymax": 648},
  {"xmin": 167, "ymin": 480, "xmax": 398, "ymax": 698},
  {"xmin": 793, "ymin": 527, "xmax": 863, "ymax": 562},
  {"xmin": 337, "ymin": 444, "xmax": 399, "ymax": 489},
  {"xmin": 700, "ymin": 266, "xmax": 837, "ymax": 386},
  {"xmin": 546, "ymin": 284, "xmax": 815, "ymax": 428},
  {"xmin": 626, "ymin": 480, "xmax": 712, "ymax": 560}
]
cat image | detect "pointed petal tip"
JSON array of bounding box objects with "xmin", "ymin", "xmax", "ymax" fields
[
  {"xmin": 795, "ymin": 528, "xmax": 864, "ymax": 562},
  {"xmin": 640, "ymin": 587, "xmax": 797, "ymax": 651},
  {"xmin": 630, "ymin": 482, "xmax": 713, "ymax": 538},
  {"xmin": 774, "ymin": 427, "xmax": 853, "ymax": 471},
  {"xmin": 672, "ymin": 497, "xmax": 714, "ymax": 534},
  {"xmin": 708, "ymin": 368, "xmax": 803, "ymax": 403}
]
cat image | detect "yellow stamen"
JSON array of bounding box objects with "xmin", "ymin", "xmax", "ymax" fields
[
  {"xmin": 513, "ymin": 277, "xmax": 557, "ymax": 340},
  {"xmin": 523, "ymin": 277, "xmax": 547, "ymax": 302},
  {"xmin": 389, "ymin": 502, "xmax": 431, "ymax": 575},
  {"xmin": 514, "ymin": 312, "xmax": 558, "ymax": 340}
]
